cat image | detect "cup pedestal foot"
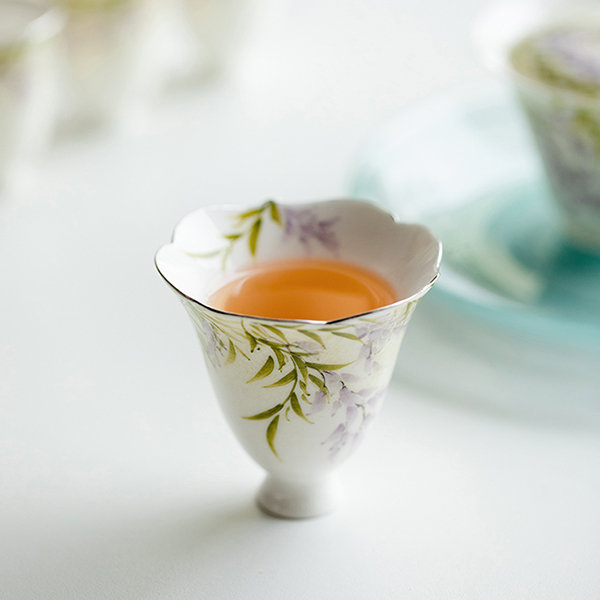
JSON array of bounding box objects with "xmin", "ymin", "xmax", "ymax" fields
[{"xmin": 256, "ymin": 474, "xmax": 341, "ymax": 519}]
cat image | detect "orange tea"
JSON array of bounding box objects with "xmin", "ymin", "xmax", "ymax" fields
[{"xmin": 208, "ymin": 258, "xmax": 397, "ymax": 321}]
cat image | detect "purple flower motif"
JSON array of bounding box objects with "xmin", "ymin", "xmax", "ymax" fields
[
  {"xmin": 330, "ymin": 384, "xmax": 355, "ymax": 416},
  {"xmin": 322, "ymin": 423, "xmax": 350, "ymax": 458},
  {"xmin": 323, "ymin": 371, "xmax": 343, "ymax": 389},
  {"xmin": 282, "ymin": 207, "xmax": 340, "ymax": 251},
  {"xmin": 345, "ymin": 404, "xmax": 360, "ymax": 429},
  {"xmin": 294, "ymin": 340, "xmax": 320, "ymax": 354},
  {"xmin": 339, "ymin": 386, "xmax": 356, "ymax": 406},
  {"xmin": 339, "ymin": 371, "xmax": 358, "ymax": 384},
  {"xmin": 539, "ymin": 30, "xmax": 600, "ymax": 86},
  {"xmin": 199, "ymin": 321, "xmax": 224, "ymax": 367},
  {"xmin": 355, "ymin": 317, "xmax": 406, "ymax": 374},
  {"xmin": 307, "ymin": 390, "xmax": 327, "ymax": 416},
  {"xmin": 358, "ymin": 342, "xmax": 379, "ymax": 375},
  {"xmin": 323, "ymin": 385, "xmax": 387, "ymax": 459},
  {"xmin": 365, "ymin": 388, "xmax": 386, "ymax": 411}
]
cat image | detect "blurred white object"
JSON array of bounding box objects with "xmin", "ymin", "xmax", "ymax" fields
[
  {"xmin": 0, "ymin": 0, "xmax": 63, "ymax": 196},
  {"xmin": 58, "ymin": 0, "xmax": 157, "ymax": 132},
  {"xmin": 472, "ymin": 2, "xmax": 544, "ymax": 74},
  {"xmin": 474, "ymin": 2, "xmax": 600, "ymax": 251},
  {"xmin": 177, "ymin": 0, "xmax": 258, "ymax": 81},
  {"xmin": 473, "ymin": 1, "xmax": 600, "ymax": 78}
]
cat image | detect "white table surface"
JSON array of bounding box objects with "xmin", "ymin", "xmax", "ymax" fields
[{"xmin": 1, "ymin": 1, "xmax": 599, "ymax": 598}]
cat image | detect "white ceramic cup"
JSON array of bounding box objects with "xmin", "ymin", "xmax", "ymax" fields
[
  {"xmin": 156, "ymin": 199, "xmax": 442, "ymax": 518},
  {"xmin": 474, "ymin": 2, "xmax": 600, "ymax": 252},
  {"xmin": 0, "ymin": 0, "xmax": 63, "ymax": 195}
]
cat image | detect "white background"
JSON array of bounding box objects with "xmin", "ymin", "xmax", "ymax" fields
[{"xmin": 1, "ymin": 0, "xmax": 599, "ymax": 598}]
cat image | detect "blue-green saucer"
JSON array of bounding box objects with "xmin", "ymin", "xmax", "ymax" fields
[{"xmin": 350, "ymin": 82, "xmax": 600, "ymax": 348}]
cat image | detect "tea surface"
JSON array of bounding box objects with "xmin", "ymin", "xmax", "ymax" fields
[{"xmin": 208, "ymin": 258, "xmax": 397, "ymax": 320}]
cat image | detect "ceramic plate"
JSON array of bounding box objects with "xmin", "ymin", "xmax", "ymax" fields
[{"xmin": 350, "ymin": 82, "xmax": 600, "ymax": 348}]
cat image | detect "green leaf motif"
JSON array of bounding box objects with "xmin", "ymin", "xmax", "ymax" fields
[
  {"xmin": 268, "ymin": 200, "xmax": 281, "ymax": 225},
  {"xmin": 266, "ymin": 415, "xmax": 280, "ymax": 458},
  {"xmin": 272, "ymin": 346, "xmax": 286, "ymax": 370},
  {"xmin": 247, "ymin": 355, "xmax": 275, "ymax": 383},
  {"xmin": 330, "ymin": 331, "xmax": 362, "ymax": 342},
  {"xmin": 245, "ymin": 331, "xmax": 258, "ymax": 352},
  {"xmin": 264, "ymin": 369, "xmax": 297, "ymax": 388},
  {"xmin": 299, "ymin": 329, "xmax": 325, "ymax": 348},
  {"xmin": 258, "ymin": 338, "xmax": 287, "ymax": 369},
  {"xmin": 262, "ymin": 324, "xmax": 288, "ymax": 341},
  {"xmin": 220, "ymin": 246, "xmax": 234, "ymax": 273},
  {"xmin": 292, "ymin": 355, "xmax": 308, "ymax": 382},
  {"xmin": 248, "ymin": 218, "xmax": 262, "ymax": 256},
  {"xmin": 237, "ymin": 206, "xmax": 264, "ymax": 221},
  {"xmin": 188, "ymin": 200, "xmax": 285, "ymax": 272},
  {"xmin": 309, "ymin": 373, "xmax": 326, "ymax": 391},
  {"xmin": 195, "ymin": 275, "xmax": 374, "ymax": 459},
  {"xmin": 304, "ymin": 362, "xmax": 351, "ymax": 371},
  {"xmin": 226, "ymin": 340, "xmax": 236, "ymax": 364},
  {"xmin": 244, "ymin": 403, "xmax": 285, "ymax": 420},
  {"xmin": 309, "ymin": 373, "xmax": 330, "ymax": 400},
  {"xmin": 290, "ymin": 392, "xmax": 312, "ymax": 423}
]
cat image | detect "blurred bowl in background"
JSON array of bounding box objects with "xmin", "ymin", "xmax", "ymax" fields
[
  {"xmin": 474, "ymin": 2, "xmax": 600, "ymax": 253},
  {"xmin": 0, "ymin": 0, "xmax": 63, "ymax": 196},
  {"xmin": 185, "ymin": 0, "xmax": 256, "ymax": 74},
  {"xmin": 164, "ymin": 0, "xmax": 258, "ymax": 85},
  {"xmin": 349, "ymin": 81, "xmax": 600, "ymax": 349},
  {"xmin": 57, "ymin": 0, "xmax": 159, "ymax": 133}
]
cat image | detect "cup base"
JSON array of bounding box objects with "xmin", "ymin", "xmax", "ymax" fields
[{"xmin": 256, "ymin": 474, "xmax": 341, "ymax": 519}]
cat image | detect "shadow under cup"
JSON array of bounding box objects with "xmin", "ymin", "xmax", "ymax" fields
[{"xmin": 155, "ymin": 199, "xmax": 441, "ymax": 518}]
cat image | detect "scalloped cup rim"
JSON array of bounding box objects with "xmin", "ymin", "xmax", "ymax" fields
[{"xmin": 155, "ymin": 198, "xmax": 442, "ymax": 326}]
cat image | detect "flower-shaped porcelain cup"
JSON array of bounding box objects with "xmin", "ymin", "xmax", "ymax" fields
[
  {"xmin": 155, "ymin": 199, "xmax": 441, "ymax": 518},
  {"xmin": 474, "ymin": 3, "xmax": 600, "ymax": 252}
]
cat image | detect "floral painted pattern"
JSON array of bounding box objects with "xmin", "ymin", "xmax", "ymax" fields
[
  {"xmin": 158, "ymin": 197, "xmax": 441, "ymax": 486},
  {"xmin": 185, "ymin": 199, "xmax": 340, "ymax": 267},
  {"xmin": 282, "ymin": 206, "xmax": 340, "ymax": 252},
  {"xmin": 184, "ymin": 297, "xmax": 417, "ymax": 459},
  {"xmin": 321, "ymin": 386, "xmax": 386, "ymax": 458},
  {"xmin": 178, "ymin": 200, "xmax": 420, "ymax": 460}
]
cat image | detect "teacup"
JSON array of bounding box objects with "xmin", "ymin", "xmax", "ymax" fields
[
  {"xmin": 155, "ymin": 199, "xmax": 441, "ymax": 518},
  {"xmin": 0, "ymin": 0, "xmax": 63, "ymax": 195},
  {"xmin": 474, "ymin": 3, "xmax": 600, "ymax": 252}
]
